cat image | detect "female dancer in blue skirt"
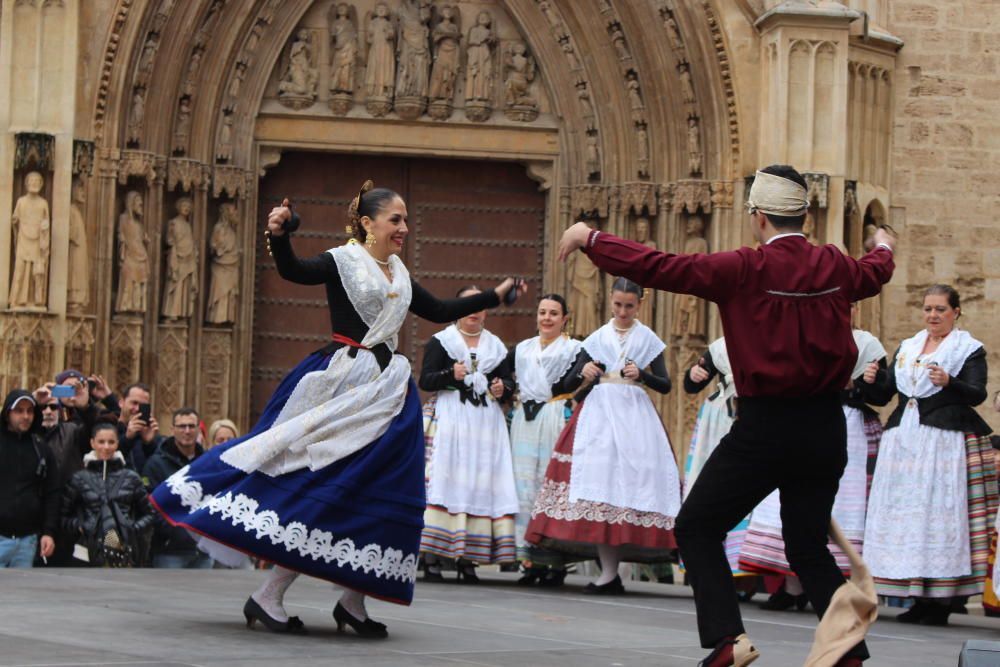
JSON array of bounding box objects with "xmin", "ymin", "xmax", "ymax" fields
[{"xmin": 151, "ymin": 181, "xmax": 524, "ymax": 637}]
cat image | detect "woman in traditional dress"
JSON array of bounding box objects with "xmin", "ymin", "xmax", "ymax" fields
[
  {"xmin": 525, "ymin": 278, "xmax": 680, "ymax": 594},
  {"xmin": 508, "ymin": 294, "xmax": 581, "ymax": 587},
  {"xmin": 739, "ymin": 314, "xmax": 887, "ymax": 610},
  {"xmin": 418, "ymin": 287, "xmax": 518, "ymax": 582},
  {"xmin": 682, "ymin": 337, "xmax": 754, "ymax": 594},
  {"xmin": 150, "ymin": 181, "xmax": 524, "ymax": 637},
  {"xmin": 863, "ymin": 284, "xmax": 996, "ymax": 626}
]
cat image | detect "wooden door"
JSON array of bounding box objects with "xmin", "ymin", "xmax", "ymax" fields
[{"xmin": 252, "ymin": 151, "xmax": 546, "ymax": 424}]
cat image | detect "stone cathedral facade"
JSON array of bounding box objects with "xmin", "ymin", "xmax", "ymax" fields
[{"xmin": 0, "ymin": 0, "xmax": 997, "ymax": 457}]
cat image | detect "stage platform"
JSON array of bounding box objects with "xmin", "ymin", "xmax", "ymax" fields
[{"xmin": 2, "ymin": 569, "xmax": 998, "ymax": 666}]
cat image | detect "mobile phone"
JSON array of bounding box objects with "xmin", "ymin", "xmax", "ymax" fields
[
  {"xmin": 137, "ymin": 403, "xmax": 152, "ymax": 423},
  {"xmin": 51, "ymin": 385, "xmax": 75, "ymax": 399}
]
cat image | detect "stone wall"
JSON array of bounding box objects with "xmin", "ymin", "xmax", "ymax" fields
[{"xmin": 885, "ymin": 1, "xmax": 1000, "ymax": 430}]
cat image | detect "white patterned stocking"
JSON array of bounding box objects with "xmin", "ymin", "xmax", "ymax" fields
[{"xmin": 252, "ymin": 566, "xmax": 299, "ymax": 622}]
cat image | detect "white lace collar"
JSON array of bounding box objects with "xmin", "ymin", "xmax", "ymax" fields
[{"xmin": 328, "ymin": 243, "xmax": 412, "ymax": 351}]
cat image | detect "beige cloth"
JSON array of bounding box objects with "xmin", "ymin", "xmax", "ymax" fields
[
  {"xmin": 747, "ymin": 170, "xmax": 809, "ymax": 217},
  {"xmin": 803, "ymin": 519, "xmax": 878, "ymax": 667}
]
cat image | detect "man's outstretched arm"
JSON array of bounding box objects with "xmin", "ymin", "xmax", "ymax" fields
[{"xmin": 558, "ymin": 222, "xmax": 744, "ymax": 303}]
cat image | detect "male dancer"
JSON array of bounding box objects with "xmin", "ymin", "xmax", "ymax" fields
[{"xmin": 558, "ymin": 165, "xmax": 895, "ymax": 666}]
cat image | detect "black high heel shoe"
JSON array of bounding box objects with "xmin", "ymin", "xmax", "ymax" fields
[
  {"xmin": 538, "ymin": 568, "xmax": 567, "ymax": 588},
  {"xmin": 896, "ymin": 600, "xmax": 928, "ymax": 624},
  {"xmin": 455, "ymin": 562, "xmax": 480, "ymax": 584},
  {"xmin": 583, "ymin": 575, "xmax": 625, "ymax": 595},
  {"xmin": 243, "ymin": 596, "xmax": 308, "ymax": 634},
  {"xmin": 518, "ymin": 566, "xmax": 543, "ymax": 586},
  {"xmin": 333, "ymin": 602, "xmax": 389, "ymax": 639}
]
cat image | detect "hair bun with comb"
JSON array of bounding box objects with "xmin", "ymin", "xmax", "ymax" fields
[{"xmin": 346, "ymin": 179, "xmax": 375, "ymax": 237}]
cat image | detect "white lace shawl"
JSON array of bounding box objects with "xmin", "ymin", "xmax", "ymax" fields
[
  {"xmin": 434, "ymin": 325, "xmax": 507, "ymax": 397},
  {"xmin": 894, "ymin": 328, "xmax": 983, "ymax": 399},
  {"xmin": 582, "ymin": 320, "xmax": 665, "ymax": 373},
  {"xmin": 515, "ymin": 335, "xmax": 581, "ymax": 403},
  {"xmin": 220, "ymin": 243, "xmax": 414, "ymax": 476},
  {"xmin": 850, "ymin": 329, "xmax": 887, "ymax": 380}
]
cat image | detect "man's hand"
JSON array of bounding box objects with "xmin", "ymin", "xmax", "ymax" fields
[
  {"xmin": 557, "ymin": 222, "xmax": 594, "ymax": 261},
  {"xmin": 70, "ymin": 381, "xmax": 90, "ymax": 409},
  {"xmin": 89, "ymin": 374, "xmax": 111, "ymax": 401},
  {"xmin": 33, "ymin": 383, "xmax": 53, "ymax": 405},
  {"xmin": 873, "ymin": 227, "xmax": 896, "ymax": 253},
  {"xmin": 126, "ymin": 413, "xmax": 146, "ymax": 440},
  {"xmin": 40, "ymin": 535, "xmax": 55, "ymax": 559},
  {"xmin": 141, "ymin": 417, "xmax": 160, "ymax": 444}
]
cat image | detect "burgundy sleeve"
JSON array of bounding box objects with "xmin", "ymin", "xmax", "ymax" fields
[
  {"xmin": 583, "ymin": 233, "xmax": 746, "ymax": 302},
  {"xmin": 843, "ymin": 246, "xmax": 894, "ymax": 301}
]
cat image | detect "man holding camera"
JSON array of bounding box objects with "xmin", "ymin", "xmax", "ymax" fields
[
  {"xmin": 0, "ymin": 388, "xmax": 59, "ymax": 567},
  {"xmin": 116, "ymin": 382, "xmax": 161, "ymax": 472}
]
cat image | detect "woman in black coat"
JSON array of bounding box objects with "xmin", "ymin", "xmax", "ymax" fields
[{"xmin": 61, "ymin": 423, "xmax": 155, "ymax": 566}]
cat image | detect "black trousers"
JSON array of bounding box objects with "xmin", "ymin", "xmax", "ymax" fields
[{"xmin": 674, "ymin": 394, "xmax": 869, "ymax": 661}]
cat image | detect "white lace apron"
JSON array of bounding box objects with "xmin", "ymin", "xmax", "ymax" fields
[
  {"xmin": 221, "ymin": 243, "xmax": 413, "ymax": 476},
  {"xmin": 570, "ymin": 321, "xmax": 680, "ymax": 517}
]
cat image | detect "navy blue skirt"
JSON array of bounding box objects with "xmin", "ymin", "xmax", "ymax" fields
[{"xmin": 151, "ymin": 351, "xmax": 425, "ymax": 604}]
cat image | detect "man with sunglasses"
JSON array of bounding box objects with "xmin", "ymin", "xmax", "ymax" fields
[{"xmin": 559, "ymin": 164, "xmax": 896, "ymax": 667}]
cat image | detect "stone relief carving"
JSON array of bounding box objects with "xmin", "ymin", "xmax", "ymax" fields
[
  {"xmin": 464, "ymin": 10, "xmax": 497, "ymax": 122},
  {"xmin": 626, "ymin": 74, "xmax": 644, "ymax": 123},
  {"xmin": 503, "ymin": 41, "xmax": 538, "ymax": 122},
  {"xmin": 636, "ymin": 124, "xmax": 650, "ymax": 179},
  {"xmin": 162, "ymin": 198, "xmax": 199, "ymax": 320},
  {"xmin": 561, "ymin": 40, "xmax": 581, "ymax": 72},
  {"xmin": 672, "ymin": 180, "xmax": 712, "ymax": 215},
  {"xmin": 537, "ymin": 0, "xmax": 566, "ymax": 39},
  {"xmin": 117, "ymin": 150, "xmax": 161, "ymax": 186},
  {"xmin": 206, "ymin": 202, "xmax": 240, "ymax": 325},
  {"xmin": 67, "ymin": 179, "xmax": 90, "ymax": 313},
  {"xmin": 804, "ymin": 172, "xmax": 830, "ymax": 209},
  {"xmin": 135, "ymin": 32, "xmax": 159, "ymax": 88},
  {"xmin": 226, "ymin": 61, "xmax": 248, "ymax": 111},
  {"xmin": 428, "ymin": 5, "xmax": 462, "ymax": 120},
  {"xmin": 217, "ymin": 114, "xmax": 234, "ymax": 163},
  {"xmin": 328, "ymin": 2, "xmax": 359, "ymax": 115},
  {"xmin": 115, "ymin": 190, "xmax": 149, "ymax": 314},
  {"xmin": 567, "ymin": 222, "xmax": 602, "ymax": 337},
  {"xmin": 671, "ymin": 215, "xmax": 708, "ymax": 339},
  {"xmin": 395, "ymin": 0, "xmax": 433, "ymax": 119},
  {"xmin": 365, "ymin": 2, "xmax": 397, "ymax": 117},
  {"xmin": 167, "ymin": 158, "xmax": 210, "ymax": 193},
  {"xmin": 634, "ymin": 217, "xmax": 656, "ymax": 326},
  {"xmin": 127, "ymin": 90, "xmax": 146, "ymax": 145},
  {"xmin": 688, "ymin": 117, "xmax": 702, "ymax": 176},
  {"xmin": 173, "ymin": 98, "xmax": 192, "ymax": 155},
  {"xmin": 678, "ymin": 62, "xmax": 696, "ymax": 104},
  {"xmin": 72, "ymin": 140, "xmax": 95, "ymax": 178},
  {"xmin": 9, "ymin": 171, "xmax": 50, "ymax": 309},
  {"xmin": 576, "ymin": 83, "xmax": 596, "ymax": 130},
  {"xmin": 14, "ymin": 133, "xmax": 54, "ymax": 172},
  {"xmin": 585, "ymin": 133, "xmax": 601, "ymax": 180},
  {"xmin": 278, "ymin": 29, "xmax": 319, "ymax": 109},
  {"xmin": 609, "ymin": 23, "xmax": 631, "ymax": 61}
]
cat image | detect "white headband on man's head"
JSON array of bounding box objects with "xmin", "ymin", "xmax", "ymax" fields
[{"xmin": 746, "ymin": 170, "xmax": 809, "ymax": 218}]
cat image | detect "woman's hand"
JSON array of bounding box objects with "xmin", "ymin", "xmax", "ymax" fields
[
  {"xmin": 862, "ymin": 362, "xmax": 879, "ymax": 385},
  {"xmin": 928, "ymin": 363, "xmax": 950, "ymax": 387},
  {"xmin": 689, "ymin": 362, "xmax": 709, "ymax": 384},
  {"xmin": 453, "ymin": 362, "xmax": 468, "ymax": 382},
  {"xmin": 490, "ymin": 377, "xmax": 505, "ymax": 399},
  {"xmin": 622, "ymin": 362, "xmax": 640, "ymax": 381},
  {"xmin": 494, "ymin": 277, "xmax": 528, "ymax": 303},
  {"xmin": 266, "ymin": 198, "xmax": 292, "ymax": 237},
  {"xmin": 580, "ymin": 361, "xmax": 603, "ymax": 383}
]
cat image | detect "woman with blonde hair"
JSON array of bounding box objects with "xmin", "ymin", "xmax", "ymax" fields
[{"xmin": 207, "ymin": 419, "xmax": 239, "ymax": 448}]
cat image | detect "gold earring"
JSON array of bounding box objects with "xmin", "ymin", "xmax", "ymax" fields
[{"xmin": 365, "ymin": 231, "xmax": 376, "ymax": 248}]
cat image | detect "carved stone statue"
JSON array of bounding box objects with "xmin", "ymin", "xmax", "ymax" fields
[
  {"xmin": 136, "ymin": 33, "xmax": 159, "ymax": 87},
  {"xmin": 206, "ymin": 202, "xmax": 240, "ymax": 324},
  {"xmin": 127, "ymin": 89, "xmax": 145, "ymax": 145},
  {"xmin": 328, "ymin": 2, "xmax": 359, "ymax": 115},
  {"xmin": 278, "ymin": 29, "xmax": 318, "ymax": 109},
  {"xmin": 610, "ymin": 25, "xmax": 631, "ymax": 61},
  {"xmin": 217, "ymin": 113, "xmax": 233, "ymax": 162},
  {"xmin": 577, "ymin": 84, "xmax": 595, "ymax": 128},
  {"xmin": 627, "ymin": 75, "xmax": 644, "ymax": 121},
  {"xmin": 671, "ymin": 215, "xmax": 708, "ymax": 338},
  {"xmin": 428, "ymin": 5, "xmax": 461, "ymax": 119},
  {"xmin": 664, "ymin": 14, "xmax": 683, "ymax": 51},
  {"xmin": 173, "ymin": 98, "xmax": 192, "ymax": 155},
  {"xmin": 568, "ymin": 224, "xmax": 602, "ymax": 337},
  {"xmin": 634, "ymin": 217, "xmax": 656, "ymax": 326},
  {"xmin": 504, "ymin": 41, "xmax": 538, "ymax": 122},
  {"xmin": 227, "ymin": 61, "xmax": 247, "ymax": 107},
  {"xmin": 464, "ymin": 10, "xmax": 496, "ymax": 122},
  {"xmin": 161, "ymin": 198, "xmax": 198, "ymax": 320},
  {"xmin": 687, "ymin": 116, "xmax": 702, "ymax": 175},
  {"xmin": 115, "ymin": 191, "xmax": 149, "ymax": 314},
  {"xmin": 586, "ymin": 133, "xmax": 601, "ymax": 179},
  {"xmin": 365, "ymin": 2, "xmax": 396, "ymax": 117},
  {"xmin": 182, "ymin": 48, "xmax": 203, "ymax": 98},
  {"xmin": 394, "ymin": 0, "xmax": 432, "ymax": 119},
  {"xmin": 637, "ymin": 124, "xmax": 650, "ymax": 178},
  {"xmin": 67, "ymin": 179, "xmax": 89, "ymax": 312},
  {"xmin": 9, "ymin": 171, "xmax": 50, "ymax": 309},
  {"xmin": 679, "ymin": 63, "xmax": 696, "ymax": 104}
]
